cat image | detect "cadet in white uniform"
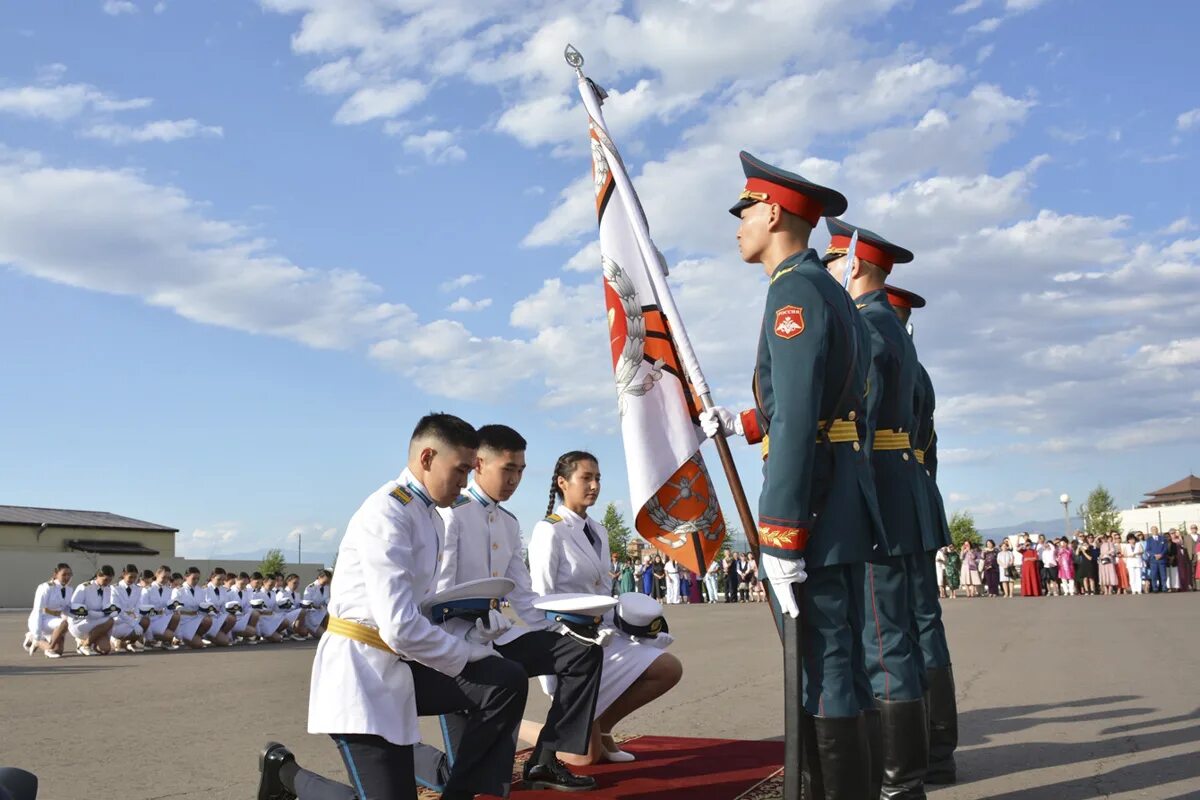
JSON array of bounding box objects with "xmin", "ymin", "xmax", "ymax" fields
[
  {"xmin": 202, "ymin": 570, "xmax": 235, "ymax": 646},
  {"xmin": 227, "ymin": 573, "xmax": 260, "ymax": 643},
  {"xmin": 170, "ymin": 567, "xmax": 214, "ymax": 649},
  {"xmin": 258, "ymin": 413, "xmax": 528, "ymax": 800},
  {"xmin": 141, "ymin": 566, "xmax": 179, "ymax": 648},
  {"xmin": 24, "ymin": 563, "xmax": 72, "ymax": 658},
  {"xmin": 421, "ymin": 424, "xmax": 603, "ymax": 792},
  {"xmin": 109, "ymin": 564, "xmax": 146, "ymax": 652},
  {"xmin": 68, "ymin": 565, "xmax": 119, "ymax": 656},
  {"xmin": 529, "ymin": 451, "xmax": 683, "ymax": 765},
  {"xmin": 252, "ymin": 573, "xmax": 287, "ymax": 642},
  {"xmin": 301, "ymin": 571, "xmax": 331, "ymax": 636},
  {"xmin": 276, "ymin": 574, "xmax": 306, "ymax": 640}
]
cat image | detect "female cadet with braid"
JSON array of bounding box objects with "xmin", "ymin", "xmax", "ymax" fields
[{"xmin": 528, "ymin": 451, "xmax": 683, "ymax": 765}]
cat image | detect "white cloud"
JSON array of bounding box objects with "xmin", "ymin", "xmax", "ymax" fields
[
  {"xmin": 1014, "ymin": 488, "xmax": 1052, "ymax": 504},
  {"xmin": 952, "ymin": 0, "xmax": 983, "ymax": 13},
  {"xmin": 976, "ymin": 44, "xmax": 994, "ymax": 63},
  {"xmin": 447, "ymin": 296, "xmax": 492, "ymax": 312},
  {"xmin": 102, "ymin": 0, "xmax": 137, "ymax": 15},
  {"xmin": 439, "ymin": 273, "xmax": 482, "ymax": 291},
  {"xmin": 1176, "ymin": 108, "xmax": 1200, "ymax": 132},
  {"xmin": 968, "ymin": 16, "xmax": 1002, "ymax": 33},
  {"xmin": 402, "ymin": 128, "xmax": 466, "ymax": 163},
  {"xmin": 82, "ymin": 118, "xmax": 224, "ymax": 144},
  {"xmin": 0, "ymin": 151, "xmax": 416, "ymax": 350},
  {"xmin": 304, "ymin": 57, "xmax": 362, "ymax": 95},
  {"xmin": 1161, "ymin": 217, "xmax": 1194, "ymax": 235},
  {"xmin": 0, "ymin": 82, "xmax": 151, "ymax": 121},
  {"xmin": 333, "ymin": 81, "xmax": 428, "ymax": 125}
]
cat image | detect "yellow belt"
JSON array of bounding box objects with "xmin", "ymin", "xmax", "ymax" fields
[
  {"xmin": 178, "ymin": 610, "xmax": 197, "ymax": 616},
  {"xmin": 914, "ymin": 448, "xmax": 926, "ymax": 465},
  {"xmin": 258, "ymin": 610, "xmax": 274, "ymax": 616},
  {"xmin": 762, "ymin": 418, "xmax": 859, "ymax": 458},
  {"xmin": 873, "ymin": 430, "xmax": 912, "ymax": 451},
  {"xmin": 42, "ymin": 608, "xmax": 63, "ymax": 616},
  {"xmin": 328, "ymin": 616, "xmax": 397, "ymax": 655}
]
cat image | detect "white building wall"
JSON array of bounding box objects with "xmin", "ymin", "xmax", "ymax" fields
[{"xmin": 1119, "ymin": 503, "xmax": 1200, "ymax": 534}]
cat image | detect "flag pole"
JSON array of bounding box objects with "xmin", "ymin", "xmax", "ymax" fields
[
  {"xmin": 565, "ymin": 46, "xmax": 760, "ymax": 563},
  {"xmin": 567, "ymin": 49, "xmax": 800, "ymax": 798}
]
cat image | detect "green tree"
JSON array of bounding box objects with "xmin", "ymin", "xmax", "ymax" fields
[
  {"xmin": 602, "ymin": 502, "xmax": 632, "ymax": 559},
  {"xmin": 949, "ymin": 511, "xmax": 982, "ymax": 549},
  {"xmin": 1078, "ymin": 484, "xmax": 1122, "ymax": 535},
  {"xmin": 260, "ymin": 548, "xmax": 287, "ymax": 576}
]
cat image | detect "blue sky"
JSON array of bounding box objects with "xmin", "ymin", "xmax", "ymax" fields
[{"xmin": 1, "ymin": 0, "xmax": 1197, "ymax": 560}]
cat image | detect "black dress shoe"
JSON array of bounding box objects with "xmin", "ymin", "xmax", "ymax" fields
[
  {"xmin": 258, "ymin": 742, "xmax": 298, "ymax": 800},
  {"xmin": 523, "ymin": 759, "xmax": 597, "ymax": 792}
]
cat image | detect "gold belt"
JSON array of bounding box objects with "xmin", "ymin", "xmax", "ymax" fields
[
  {"xmin": 42, "ymin": 608, "xmax": 63, "ymax": 615},
  {"xmin": 914, "ymin": 448, "xmax": 926, "ymax": 465},
  {"xmin": 328, "ymin": 616, "xmax": 396, "ymax": 655},
  {"xmin": 873, "ymin": 430, "xmax": 912, "ymax": 451},
  {"xmin": 762, "ymin": 418, "xmax": 859, "ymax": 458},
  {"xmin": 178, "ymin": 610, "xmax": 197, "ymax": 616}
]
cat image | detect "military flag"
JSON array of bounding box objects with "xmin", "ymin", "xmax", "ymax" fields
[{"xmin": 571, "ymin": 51, "xmax": 727, "ymax": 575}]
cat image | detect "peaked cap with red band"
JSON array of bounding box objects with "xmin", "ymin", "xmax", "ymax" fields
[
  {"xmin": 885, "ymin": 284, "xmax": 927, "ymax": 310},
  {"xmin": 823, "ymin": 217, "xmax": 913, "ymax": 274},
  {"xmin": 729, "ymin": 151, "xmax": 847, "ymax": 226}
]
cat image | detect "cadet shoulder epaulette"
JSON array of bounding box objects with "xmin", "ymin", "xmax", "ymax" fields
[
  {"xmin": 452, "ymin": 494, "xmax": 472, "ymax": 508},
  {"xmin": 390, "ymin": 485, "xmax": 413, "ymax": 505},
  {"xmin": 543, "ymin": 513, "xmax": 563, "ymax": 524},
  {"xmin": 770, "ymin": 265, "xmax": 796, "ymax": 284},
  {"xmin": 498, "ymin": 506, "xmax": 517, "ymax": 520}
]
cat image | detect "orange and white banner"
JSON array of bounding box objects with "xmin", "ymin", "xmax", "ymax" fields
[{"xmin": 577, "ymin": 72, "xmax": 727, "ymax": 575}]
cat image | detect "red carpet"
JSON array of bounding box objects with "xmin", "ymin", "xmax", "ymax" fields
[{"xmin": 505, "ymin": 736, "xmax": 784, "ymax": 799}]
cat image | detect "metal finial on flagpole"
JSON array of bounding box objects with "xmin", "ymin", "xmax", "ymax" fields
[{"xmin": 564, "ymin": 44, "xmax": 585, "ymax": 76}]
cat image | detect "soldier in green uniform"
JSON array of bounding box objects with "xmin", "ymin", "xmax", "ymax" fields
[
  {"xmin": 701, "ymin": 151, "xmax": 887, "ymax": 799},
  {"xmin": 823, "ymin": 219, "xmax": 933, "ymax": 800},
  {"xmin": 886, "ymin": 285, "xmax": 958, "ymax": 785}
]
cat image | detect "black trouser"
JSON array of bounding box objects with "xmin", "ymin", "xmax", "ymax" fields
[
  {"xmin": 725, "ymin": 574, "xmax": 738, "ymax": 602},
  {"xmin": 293, "ymin": 655, "xmax": 528, "ymax": 799},
  {"xmin": 414, "ymin": 630, "xmax": 603, "ymax": 788}
]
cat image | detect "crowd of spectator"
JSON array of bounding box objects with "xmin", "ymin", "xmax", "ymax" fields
[
  {"xmin": 608, "ymin": 548, "xmax": 766, "ymax": 604},
  {"xmin": 933, "ymin": 524, "xmax": 1199, "ymax": 598}
]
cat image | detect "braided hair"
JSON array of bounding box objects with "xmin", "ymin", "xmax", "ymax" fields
[{"xmin": 546, "ymin": 450, "xmax": 598, "ymax": 516}]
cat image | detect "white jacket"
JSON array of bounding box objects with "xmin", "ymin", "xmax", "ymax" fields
[
  {"xmin": 436, "ymin": 482, "xmax": 546, "ymax": 644},
  {"xmin": 528, "ymin": 504, "xmax": 611, "ymax": 607},
  {"xmin": 302, "ymin": 581, "xmax": 328, "ymax": 609},
  {"xmin": 70, "ymin": 580, "xmax": 114, "ymax": 618},
  {"xmin": 141, "ymin": 582, "xmax": 171, "ymax": 613},
  {"xmin": 170, "ymin": 582, "xmax": 206, "ymax": 614},
  {"xmin": 27, "ymin": 579, "xmax": 71, "ymax": 636},
  {"xmin": 110, "ymin": 579, "xmax": 143, "ymax": 625},
  {"xmin": 308, "ymin": 469, "xmax": 473, "ymax": 746}
]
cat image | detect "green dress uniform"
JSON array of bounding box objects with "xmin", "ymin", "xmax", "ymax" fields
[
  {"xmin": 889, "ymin": 285, "xmax": 959, "ymax": 785},
  {"xmin": 729, "ymin": 152, "xmax": 886, "ymax": 800},
  {"xmin": 825, "ymin": 219, "xmax": 932, "ymax": 800}
]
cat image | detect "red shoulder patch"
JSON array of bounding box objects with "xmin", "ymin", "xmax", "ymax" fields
[{"xmin": 774, "ymin": 305, "xmax": 805, "ymax": 339}]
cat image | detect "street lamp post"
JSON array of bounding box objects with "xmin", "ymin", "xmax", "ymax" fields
[{"xmin": 1060, "ymin": 493, "xmax": 1071, "ymax": 539}]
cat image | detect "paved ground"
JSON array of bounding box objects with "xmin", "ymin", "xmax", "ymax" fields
[{"xmin": 1, "ymin": 593, "xmax": 1198, "ymax": 799}]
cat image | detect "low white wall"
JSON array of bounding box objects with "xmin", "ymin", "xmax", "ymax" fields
[{"xmin": 0, "ymin": 551, "xmax": 327, "ymax": 609}]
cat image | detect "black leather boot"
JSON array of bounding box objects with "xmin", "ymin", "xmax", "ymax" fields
[
  {"xmin": 257, "ymin": 742, "xmax": 298, "ymax": 800},
  {"xmin": 812, "ymin": 715, "xmax": 870, "ymax": 800},
  {"xmin": 925, "ymin": 666, "xmax": 958, "ymax": 784},
  {"xmin": 800, "ymin": 712, "xmax": 824, "ymax": 800},
  {"xmin": 878, "ymin": 698, "xmax": 929, "ymax": 800},
  {"xmin": 862, "ymin": 707, "xmax": 883, "ymax": 800}
]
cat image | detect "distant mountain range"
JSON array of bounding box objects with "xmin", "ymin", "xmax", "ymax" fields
[{"xmin": 979, "ymin": 516, "xmax": 1083, "ymax": 539}]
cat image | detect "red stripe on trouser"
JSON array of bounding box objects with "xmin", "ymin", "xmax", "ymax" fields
[{"xmin": 866, "ymin": 563, "xmax": 890, "ymax": 700}]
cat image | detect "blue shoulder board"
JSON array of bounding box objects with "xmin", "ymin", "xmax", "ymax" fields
[
  {"xmin": 544, "ymin": 513, "xmax": 563, "ymax": 524},
  {"xmin": 499, "ymin": 506, "xmax": 518, "ymax": 521},
  {"xmin": 390, "ymin": 486, "xmax": 413, "ymax": 505},
  {"xmin": 452, "ymin": 494, "xmax": 472, "ymax": 508}
]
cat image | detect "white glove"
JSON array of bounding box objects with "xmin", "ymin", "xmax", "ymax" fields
[
  {"xmin": 465, "ymin": 642, "xmax": 497, "ymax": 662},
  {"xmin": 762, "ymin": 554, "xmax": 807, "ymax": 619},
  {"xmin": 699, "ymin": 406, "xmax": 743, "ymax": 439},
  {"xmin": 465, "ymin": 609, "xmax": 513, "ymax": 644},
  {"xmin": 642, "ymin": 632, "xmax": 674, "ymax": 650}
]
